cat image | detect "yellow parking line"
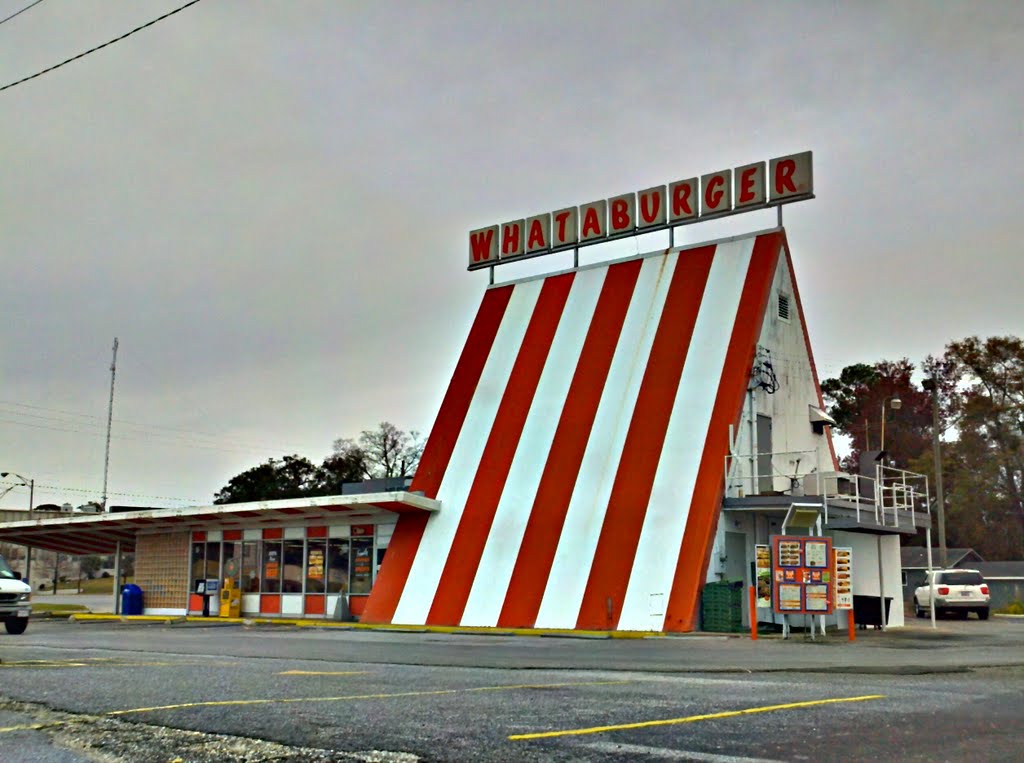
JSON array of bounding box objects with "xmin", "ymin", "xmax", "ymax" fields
[
  {"xmin": 277, "ymin": 670, "xmax": 369, "ymax": 676},
  {"xmin": 105, "ymin": 679, "xmax": 632, "ymax": 716},
  {"xmin": 508, "ymin": 694, "xmax": 885, "ymax": 740}
]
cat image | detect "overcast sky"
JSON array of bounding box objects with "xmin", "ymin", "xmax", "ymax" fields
[{"xmin": 2, "ymin": 1, "xmax": 1021, "ymax": 510}]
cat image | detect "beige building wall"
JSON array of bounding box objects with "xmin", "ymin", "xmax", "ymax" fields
[{"xmin": 134, "ymin": 532, "xmax": 190, "ymax": 611}]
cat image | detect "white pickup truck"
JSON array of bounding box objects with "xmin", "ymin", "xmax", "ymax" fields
[
  {"xmin": 0, "ymin": 553, "xmax": 31, "ymax": 634},
  {"xmin": 914, "ymin": 568, "xmax": 990, "ymax": 620}
]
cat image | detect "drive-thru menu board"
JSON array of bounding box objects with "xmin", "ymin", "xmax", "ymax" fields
[{"xmin": 771, "ymin": 535, "xmax": 833, "ymax": 615}]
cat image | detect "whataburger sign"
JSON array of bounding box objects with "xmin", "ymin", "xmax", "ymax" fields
[{"xmin": 468, "ymin": 150, "xmax": 813, "ymax": 270}]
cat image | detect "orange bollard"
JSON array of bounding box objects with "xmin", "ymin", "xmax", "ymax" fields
[
  {"xmin": 847, "ymin": 610, "xmax": 856, "ymax": 642},
  {"xmin": 749, "ymin": 585, "xmax": 758, "ymax": 641}
]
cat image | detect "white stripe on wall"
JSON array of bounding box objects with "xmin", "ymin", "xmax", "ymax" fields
[
  {"xmin": 460, "ymin": 267, "xmax": 607, "ymax": 626},
  {"xmin": 617, "ymin": 238, "xmax": 754, "ymax": 631},
  {"xmin": 534, "ymin": 254, "xmax": 678, "ymax": 629},
  {"xmin": 392, "ymin": 279, "xmax": 543, "ymax": 624}
]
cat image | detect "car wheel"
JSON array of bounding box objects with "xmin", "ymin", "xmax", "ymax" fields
[
  {"xmin": 978, "ymin": 608, "xmax": 990, "ymax": 621},
  {"xmin": 914, "ymin": 598, "xmax": 926, "ymax": 618},
  {"xmin": 4, "ymin": 618, "xmax": 28, "ymax": 635}
]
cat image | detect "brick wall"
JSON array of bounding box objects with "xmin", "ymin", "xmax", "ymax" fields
[{"xmin": 135, "ymin": 532, "xmax": 190, "ymax": 610}]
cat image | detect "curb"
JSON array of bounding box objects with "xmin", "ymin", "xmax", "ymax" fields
[{"xmin": 64, "ymin": 613, "xmax": 663, "ymax": 638}]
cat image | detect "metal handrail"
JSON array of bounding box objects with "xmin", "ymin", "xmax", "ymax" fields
[{"xmin": 725, "ymin": 448, "xmax": 928, "ymax": 530}]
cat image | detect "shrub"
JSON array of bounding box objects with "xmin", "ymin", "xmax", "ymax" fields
[{"xmin": 1000, "ymin": 600, "xmax": 1024, "ymax": 615}]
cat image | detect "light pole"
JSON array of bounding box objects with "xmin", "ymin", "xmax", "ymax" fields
[
  {"xmin": 922, "ymin": 377, "xmax": 948, "ymax": 568},
  {"xmin": 1, "ymin": 471, "xmax": 34, "ymax": 583},
  {"xmin": 879, "ymin": 395, "xmax": 902, "ymax": 452}
]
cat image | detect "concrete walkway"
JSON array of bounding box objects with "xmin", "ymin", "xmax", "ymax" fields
[{"xmin": 34, "ymin": 593, "xmax": 115, "ymax": 613}]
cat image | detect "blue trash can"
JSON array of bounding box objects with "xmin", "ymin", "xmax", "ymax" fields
[{"xmin": 121, "ymin": 584, "xmax": 143, "ymax": 615}]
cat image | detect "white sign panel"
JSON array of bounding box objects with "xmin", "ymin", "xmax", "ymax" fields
[
  {"xmin": 469, "ymin": 151, "xmax": 814, "ymax": 268},
  {"xmin": 769, "ymin": 151, "xmax": 813, "ymax": 202},
  {"xmin": 834, "ymin": 546, "xmax": 853, "ymax": 610}
]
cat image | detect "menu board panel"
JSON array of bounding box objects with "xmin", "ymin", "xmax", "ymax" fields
[
  {"xmin": 833, "ymin": 546, "xmax": 853, "ymax": 610},
  {"xmin": 778, "ymin": 584, "xmax": 803, "ymax": 611},
  {"xmin": 755, "ymin": 544, "xmax": 772, "ymax": 608},
  {"xmin": 771, "ymin": 535, "xmax": 834, "ymax": 615}
]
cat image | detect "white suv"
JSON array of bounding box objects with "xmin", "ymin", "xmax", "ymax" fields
[
  {"xmin": 0, "ymin": 554, "xmax": 31, "ymax": 634},
  {"xmin": 914, "ymin": 568, "xmax": 990, "ymax": 620}
]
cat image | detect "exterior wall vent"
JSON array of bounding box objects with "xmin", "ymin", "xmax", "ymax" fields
[{"xmin": 778, "ymin": 293, "xmax": 791, "ymax": 322}]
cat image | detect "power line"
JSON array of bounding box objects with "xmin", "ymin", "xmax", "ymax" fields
[
  {"xmin": 1, "ymin": 480, "xmax": 202, "ymax": 504},
  {"xmin": 0, "ymin": 0, "xmax": 203, "ymax": 93},
  {"xmin": 0, "ymin": 0, "xmax": 44, "ymax": 27},
  {"xmin": 0, "ymin": 400, "xmax": 324, "ymax": 454}
]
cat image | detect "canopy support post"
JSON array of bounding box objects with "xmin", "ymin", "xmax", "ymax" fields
[{"xmin": 113, "ymin": 540, "xmax": 122, "ymax": 615}]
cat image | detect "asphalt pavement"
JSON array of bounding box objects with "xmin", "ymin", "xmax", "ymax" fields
[{"xmin": 0, "ymin": 616, "xmax": 1020, "ymax": 762}]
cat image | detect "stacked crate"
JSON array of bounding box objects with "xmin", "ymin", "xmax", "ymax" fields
[{"xmin": 700, "ymin": 580, "xmax": 745, "ymax": 633}]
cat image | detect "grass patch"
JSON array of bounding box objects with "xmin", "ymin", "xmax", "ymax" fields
[
  {"xmin": 32, "ymin": 603, "xmax": 90, "ymax": 614},
  {"xmin": 54, "ymin": 577, "xmax": 134, "ymax": 595}
]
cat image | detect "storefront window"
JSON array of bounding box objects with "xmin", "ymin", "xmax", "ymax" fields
[
  {"xmin": 350, "ymin": 538, "xmax": 373, "ymax": 594},
  {"xmin": 205, "ymin": 542, "xmax": 221, "ymax": 581},
  {"xmin": 223, "ymin": 542, "xmax": 241, "ymax": 586},
  {"xmin": 190, "ymin": 542, "xmax": 205, "ymax": 591},
  {"xmin": 327, "ymin": 539, "xmax": 349, "ymax": 594},
  {"xmin": 241, "ymin": 541, "xmax": 260, "ymax": 593},
  {"xmin": 283, "ymin": 540, "xmax": 304, "ymax": 593},
  {"xmin": 306, "ymin": 540, "xmax": 326, "ymax": 593},
  {"xmin": 262, "ymin": 541, "xmax": 282, "ymax": 593}
]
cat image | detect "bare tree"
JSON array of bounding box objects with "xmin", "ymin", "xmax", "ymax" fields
[{"xmin": 333, "ymin": 422, "xmax": 423, "ymax": 480}]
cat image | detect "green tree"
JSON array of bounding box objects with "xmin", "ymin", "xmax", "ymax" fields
[
  {"xmin": 213, "ymin": 455, "xmax": 319, "ymax": 504},
  {"xmin": 79, "ymin": 555, "xmax": 103, "ymax": 580},
  {"xmin": 938, "ymin": 336, "xmax": 1024, "ymax": 558},
  {"xmin": 821, "ymin": 359, "xmax": 931, "ymax": 469}
]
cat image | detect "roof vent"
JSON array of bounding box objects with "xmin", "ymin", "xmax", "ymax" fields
[{"xmin": 778, "ymin": 293, "xmax": 791, "ymax": 321}]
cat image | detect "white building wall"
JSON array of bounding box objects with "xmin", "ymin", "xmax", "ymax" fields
[
  {"xmin": 727, "ymin": 246, "xmax": 834, "ymax": 497},
  {"xmin": 832, "ymin": 530, "xmax": 905, "ymax": 628}
]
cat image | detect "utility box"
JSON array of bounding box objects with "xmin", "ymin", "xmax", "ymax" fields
[{"xmin": 219, "ymin": 578, "xmax": 241, "ymax": 618}]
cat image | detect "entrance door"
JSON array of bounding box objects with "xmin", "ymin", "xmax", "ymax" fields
[
  {"xmin": 757, "ymin": 415, "xmax": 773, "ymax": 494},
  {"xmin": 724, "ymin": 531, "xmax": 747, "ymax": 584}
]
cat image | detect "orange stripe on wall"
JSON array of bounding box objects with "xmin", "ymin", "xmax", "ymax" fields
[
  {"xmin": 576, "ymin": 247, "xmax": 716, "ymax": 631},
  {"xmin": 361, "ymin": 286, "xmax": 514, "ymax": 625},
  {"xmin": 426, "ymin": 273, "xmax": 576, "ymax": 626},
  {"xmin": 497, "ymin": 260, "xmax": 642, "ymax": 628},
  {"xmin": 663, "ymin": 232, "xmax": 782, "ymax": 632}
]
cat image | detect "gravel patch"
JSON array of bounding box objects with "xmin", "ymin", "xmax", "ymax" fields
[{"xmin": 0, "ymin": 699, "xmax": 420, "ymax": 763}]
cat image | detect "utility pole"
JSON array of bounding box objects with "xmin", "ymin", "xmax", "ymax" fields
[
  {"xmin": 923, "ymin": 376, "xmax": 947, "ymax": 567},
  {"xmin": 102, "ymin": 338, "xmax": 118, "ymax": 512}
]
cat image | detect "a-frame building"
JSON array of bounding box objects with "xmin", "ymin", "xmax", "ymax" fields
[{"xmin": 363, "ymin": 227, "xmax": 856, "ymax": 632}]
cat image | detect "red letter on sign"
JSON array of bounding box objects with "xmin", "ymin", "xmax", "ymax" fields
[
  {"xmin": 640, "ymin": 190, "xmax": 661, "ymax": 224},
  {"xmin": 610, "ymin": 199, "xmax": 630, "ymax": 232},
  {"xmin": 739, "ymin": 167, "xmax": 758, "ymax": 204},
  {"xmin": 775, "ymin": 160, "xmax": 796, "ymax": 195},
  {"xmin": 502, "ymin": 224, "xmax": 521, "ymax": 256},
  {"xmin": 581, "ymin": 207, "xmax": 602, "ymax": 238},
  {"xmin": 672, "ymin": 183, "xmax": 693, "ymax": 217},
  {"xmin": 705, "ymin": 175, "xmax": 724, "ymax": 210},
  {"xmin": 554, "ymin": 209, "xmax": 574, "ymax": 243},
  {"xmin": 527, "ymin": 219, "xmax": 547, "ymax": 250},
  {"xmin": 469, "ymin": 227, "xmax": 495, "ymax": 263}
]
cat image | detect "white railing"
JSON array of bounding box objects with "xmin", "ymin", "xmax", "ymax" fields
[{"xmin": 724, "ymin": 448, "xmax": 929, "ymax": 530}]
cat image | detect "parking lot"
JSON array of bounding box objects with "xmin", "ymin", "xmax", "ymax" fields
[{"xmin": 1, "ymin": 617, "xmax": 1022, "ymax": 761}]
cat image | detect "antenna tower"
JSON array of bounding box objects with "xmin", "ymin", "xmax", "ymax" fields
[{"xmin": 102, "ymin": 337, "xmax": 118, "ymax": 511}]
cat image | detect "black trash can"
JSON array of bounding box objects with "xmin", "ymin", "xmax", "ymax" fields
[
  {"xmin": 852, "ymin": 595, "xmax": 891, "ymax": 628},
  {"xmin": 121, "ymin": 583, "xmax": 143, "ymax": 615}
]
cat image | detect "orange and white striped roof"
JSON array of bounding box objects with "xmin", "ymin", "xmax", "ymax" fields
[{"xmin": 364, "ymin": 229, "xmax": 796, "ymax": 632}]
